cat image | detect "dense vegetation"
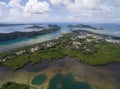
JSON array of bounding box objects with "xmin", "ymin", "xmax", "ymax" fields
[
  {"xmin": 0, "ymin": 26, "xmax": 61, "ymax": 41},
  {"xmin": 0, "ymin": 82, "xmax": 29, "ymax": 89},
  {"xmin": 3, "ymin": 54, "xmax": 29, "ymax": 70},
  {"xmin": 0, "ymin": 31, "xmax": 120, "ymax": 70}
]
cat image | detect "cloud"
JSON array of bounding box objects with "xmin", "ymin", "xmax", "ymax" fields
[
  {"xmin": 50, "ymin": 0, "xmax": 73, "ymax": 6},
  {"xmin": 0, "ymin": 2, "xmax": 9, "ymax": 17},
  {"xmin": 8, "ymin": 0, "xmax": 24, "ymax": 18},
  {"xmin": 66, "ymin": 0, "xmax": 101, "ymax": 12},
  {"xmin": 49, "ymin": 0, "xmax": 120, "ymax": 22},
  {"xmin": 9, "ymin": 0, "xmax": 23, "ymax": 9},
  {"xmin": 24, "ymin": 0, "xmax": 51, "ymax": 14},
  {"xmin": 0, "ymin": 0, "xmax": 120, "ymax": 23},
  {"xmin": 0, "ymin": 0, "xmax": 51, "ymax": 22}
]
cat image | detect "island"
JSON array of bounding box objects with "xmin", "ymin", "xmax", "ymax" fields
[
  {"xmin": 0, "ymin": 29, "xmax": 120, "ymax": 70},
  {"xmin": 25, "ymin": 25, "xmax": 45, "ymax": 29},
  {"xmin": 0, "ymin": 25, "xmax": 61, "ymax": 41},
  {"xmin": 48, "ymin": 24, "xmax": 59, "ymax": 27},
  {"xmin": 67, "ymin": 24, "xmax": 104, "ymax": 30}
]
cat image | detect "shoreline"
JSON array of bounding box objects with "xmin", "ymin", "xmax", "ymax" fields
[
  {"xmin": 0, "ymin": 57, "xmax": 120, "ymax": 72},
  {"xmin": 0, "ymin": 30, "xmax": 61, "ymax": 53}
]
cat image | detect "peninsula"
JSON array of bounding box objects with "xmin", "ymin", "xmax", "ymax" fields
[{"xmin": 0, "ymin": 29, "xmax": 120, "ymax": 70}]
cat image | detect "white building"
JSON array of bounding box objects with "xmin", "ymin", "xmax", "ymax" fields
[
  {"xmin": 31, "ymin": 46, "xmax": 39, "ymax": 53},
  {"xmin": 15, "ymin": 50, "xmax": 26, "ymax": 56}
]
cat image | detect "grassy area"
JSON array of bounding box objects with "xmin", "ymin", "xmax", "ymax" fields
[
  {"xmin": 30, "ymin": 48, "xmax": 66, "ymax": 64},
  {"xmin": 0, "ymin": 82, "xmax": 29, "ymax": 89},
  {"xmin": 2, "ymin": 54, "xmax": 29, "ymax": 70}
]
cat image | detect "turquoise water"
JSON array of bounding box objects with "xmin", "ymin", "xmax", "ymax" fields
[
  {"xmin": 0, "ymin": 30, "xmax": 61, "ymax": 52},
  {"xmin": 0, "ymin": 23, "xmax": 120, "ymax": 52},
  {"xmin": 49, "ymin": 74, "xmax": 91, "ymax": 89},
  {"xmin": 32, "ymin": 75, "xmax": 47, "ymax": 85}
]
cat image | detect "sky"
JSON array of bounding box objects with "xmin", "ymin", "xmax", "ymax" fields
[{"xmin": 0, "ymin": 0, "xmax": 120, "ymax": 23}]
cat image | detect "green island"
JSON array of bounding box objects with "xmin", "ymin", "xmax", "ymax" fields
[
  {"xmin": 0, "ymin": 30, "xmax": 120, "ymax": 70},
  {"xmin": 0, "ymin": 82, "xmax": 29, "ymax": 89}
]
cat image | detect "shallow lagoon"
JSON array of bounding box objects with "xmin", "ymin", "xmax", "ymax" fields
[
  {"xmin": 32, "ymin": 75, "xmax": 47, "ymax": 85},
  {"xmin": 49, "ymin": 74, "xmax": 91, "ymax": 89},
  {"xmin": 0, "ymin": 57, "xmax": 120, "ymax": 89}
]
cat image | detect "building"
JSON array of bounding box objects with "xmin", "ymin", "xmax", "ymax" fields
[
  {"xmin": 31, "ymin": 46, "xmax": 39, "ymax": 53},
  {"xmin": 15, "ymin": 50, "xmax": 26, "ymax": 56}
]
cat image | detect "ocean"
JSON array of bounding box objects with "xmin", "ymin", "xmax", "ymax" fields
[{"xmin": 0, "ymin": 23, "xmax": 120, "ymax": 52}]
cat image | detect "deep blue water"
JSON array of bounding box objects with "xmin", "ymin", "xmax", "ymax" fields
[{"xmin": 0, "ymin": 23, "xmax": 120, "ymax": 52}]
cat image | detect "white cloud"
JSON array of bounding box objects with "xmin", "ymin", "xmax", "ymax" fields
[
  {"xmin": 24, "ymin": 0, "xmax": 51, "ymax": 14},
  {"xmin": 50, "ymin": 0, "xmax": 73, "ymax": 6},
  {"xmin": 49, "ymin": 0, "xmax": 120, "ymax": 22},
  {"xmin": 8, "ymin": 0, "xmax": 24, "ymax": 18},
  {"xmin": 0, "ymin": 2, "xmax": 9, "ymax": 17},
  {"xmin": 9, "ymin": 0, "xmax": 23, "ymax": 9},
  {"xmin": 0, "ymin": 0, "xmax": 120, "ymax": 23},
  {"xmin": 0, "ymin": 0, "xmax": 51, "ymax": 22},
  {"xmin": 66, "ymin": 0, "xmax": 101, "ymax": 12}
]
